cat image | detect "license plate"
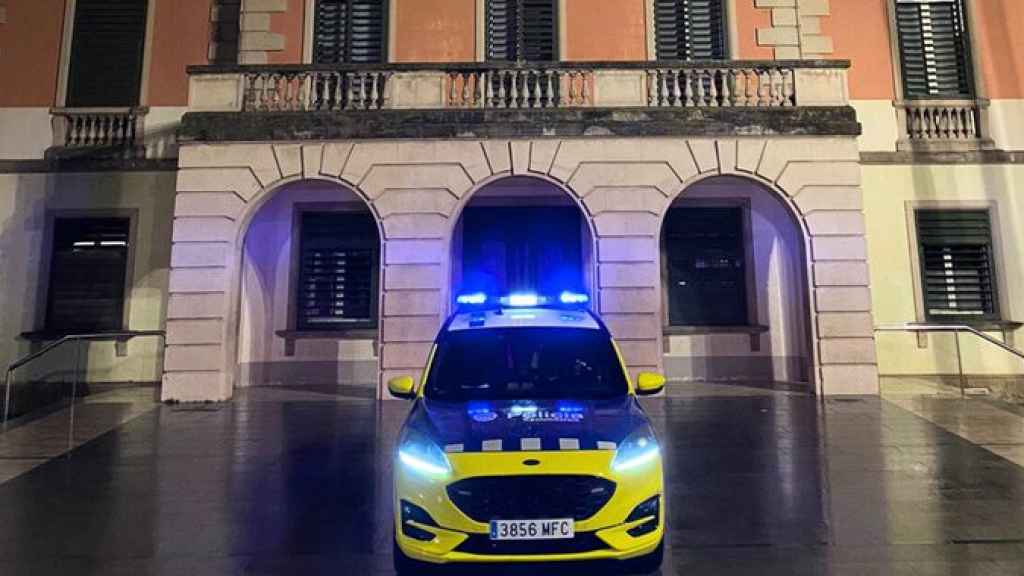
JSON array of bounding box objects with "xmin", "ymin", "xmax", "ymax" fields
[{"xmin": 489, "ymin": 519, "xmax": 575, "ymax": 541}]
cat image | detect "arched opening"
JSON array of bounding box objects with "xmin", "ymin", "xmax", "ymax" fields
[
  {"xmin": 450, "ymin": 176, "xmax": 594, "ymax": 303},
  {"xmin": 236, "ymin": 179, "xmax": 381, "ymax": 391},
  {"xmin": 660, "ymin": 175, "xmax": 813, "ymax": 390}
]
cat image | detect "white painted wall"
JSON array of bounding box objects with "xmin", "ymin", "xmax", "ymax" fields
[
  {"xmin": 0, "ymin": 171, "xmax": 174, "ymax": 384},
  {"xmin": 0, "ymin": 109, "xmax": 53, "ymax": 160}
]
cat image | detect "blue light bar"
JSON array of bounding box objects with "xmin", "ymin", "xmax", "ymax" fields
[
  {"xmin": 559, "ymin": 291, "xmax": 590, "ymax": 305},
  {"xmin": 506, "ymin": 293, "xmax": 540, "ymax": 307},
  {"xmin": 456, "ymin": 292, "xmax": 487, "ymax": 305}
]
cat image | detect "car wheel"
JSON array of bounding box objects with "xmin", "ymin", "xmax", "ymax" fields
[
  {"xmin": 628, "ymin": 540, "xmax": 664, "ymax": 574},
  {"xmin": 392, "ymin": 537, "xmax": 431, "ymax": 575}
]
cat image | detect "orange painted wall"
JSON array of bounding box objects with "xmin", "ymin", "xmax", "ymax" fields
[
  {"xmin": 564, "ymin": 0, "xmax": 645, "ymax": 61},
  {"xmin": 0, "ymin": 0, "xmax": 66, "ymax": 106},
  {"xmin": 269, "ymin": 0, "xmax": 305, "ymax": 64},
  {"xmin": 973, "ymin": 0, "xmax": 1024, "ymax": 99},
  {"xmin": 394, "ymin": 0, "xmax": 475, "ymax": 62},
  {"xmin": 148, "ymin": 0, "xmax": 211, "ymax": 106},
  {"xmin": 733, "ymin": 0, "xmax": 772, "ymax": 60},
  {"xmin": 821, "ymin": 0, "xmax": 895, "ymax": 100}
]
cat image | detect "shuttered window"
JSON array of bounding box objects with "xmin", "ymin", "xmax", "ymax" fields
[
  {"xmin": 66, "ymin": 0, "xmax": 149, "ymax": 107},
  {"xmin": 895, "ymin": 0, "xmax": 973, "ymax": 98},
  {"xmin": 46, "ymin": 218, "xmax": 131, "ymax": 332},
  {"xmin": 655, "ymin": 0, "xmax": 727, "ymax": 60},
  {"xmin": 916, "ymin": 210, "xmax": 998, "ymax": 321},
  {"xmin": 313, "ymin": 0, "xmax": 387, "ymax": 64},
  {"xmin": 664, "ymin": 207, "xmax": 748, "ymax": 326},
  {"xmin": 486, "ymin": 0, "xmax": 558, "ymax": 62},
  {"xmin": 297, "ymin": 212, "xmax": 378, "ymax": 330}
]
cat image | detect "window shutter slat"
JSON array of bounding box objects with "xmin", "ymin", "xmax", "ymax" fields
[
  {"xmin": 314, "ymin": 0, "xmax": 386, "ymax": 64},
  {"xmin": 896, "ymin": 0, "xmax": 972, "ymax": 98},
  {"xmin": 66, "ymin": 0, "xmax": 148, "ymax": 107},
  {"xmin": 297, "ymin": 213, "xmax": 379, "ymax": 330},
  {"xmin": 487, "ymin": 0, "xmax": 556, "ymax": 62},
  {"xmin": 916, "ymin": 209, "xmax": 997, "ymax": 320},
  {"xmin": 655, "ymin": 0, "xmax": 726, "ymax": 61},
  {"xmin": 46, "ymin": 218, "xmax": 131, "ymax": 332}
]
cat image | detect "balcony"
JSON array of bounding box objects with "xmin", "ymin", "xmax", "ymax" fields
[
  {"xmin": 181, "ymin": 60, "xmax": 858, "ymax": 142},
  {"xmin": 895, "ymin": 99, "xmax": 995, "ymax": 152}
]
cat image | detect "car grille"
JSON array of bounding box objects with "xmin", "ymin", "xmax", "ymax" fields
[
  {"xmin": 446, "ymin": 475, "xmax": 616, "ymax": 523},
  {"xmin": 455, "ymin": 531, "xmax": 609, "ymax": 555}
]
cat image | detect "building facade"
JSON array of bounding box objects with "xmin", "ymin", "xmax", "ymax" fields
[{"xmin": 1, "ymin": 0, "xmax": 1022, "ymax": 404}]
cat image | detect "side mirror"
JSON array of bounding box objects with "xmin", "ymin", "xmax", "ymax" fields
[
  {"xmin": 636, "ymin": 372, "xmax": 666, "ymax": 396},
  {"xmin": 387, "ymin": 376, "xmax": 417, "ymax": 400}
]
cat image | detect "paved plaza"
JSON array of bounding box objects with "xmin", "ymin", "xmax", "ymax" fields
[{"xmin": 1, "ymin": 384, "xmax": 1023, "ymax": 575}]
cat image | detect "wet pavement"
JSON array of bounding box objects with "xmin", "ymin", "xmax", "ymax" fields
[{"xmin": 1, "ymin": 386, "xmax": 1024, "ymax": 575}]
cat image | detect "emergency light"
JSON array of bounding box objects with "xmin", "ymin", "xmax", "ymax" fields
[{"xmin": 454, "ymin": 291, "xmax": 591, "ymax": 309}]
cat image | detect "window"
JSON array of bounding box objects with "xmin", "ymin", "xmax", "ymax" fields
[
  {"xmin": 916, "ymin": 209, "xmax": 998, "ymax": 321},
  {"xmin": 663, "ymin": 206, "xmax": 748, "ymax": 326},
  {"xmin": 296, "ymin": 212, "xmax": 379, "ymax": 330},
  {"xmin": 66, "ymin": 0, "xmax": 149, "ymax": 107},
  {"xmin": 45, "ymin": 217, "xmax": 131, "ymax": 332},
  {"xmin": 313, "ymin": 0, "xmax": 387, "ymax": 64},
  {"xmin": 654, "ymin": 0, "xmax": 727, "ymax": 60},
  {"xmin": 895, "ymin": 0, "xmax": 973, "ymax": 98},
  {"xmin": 486, "ymin": 0, "xmax": 558, "ymax": 62}
]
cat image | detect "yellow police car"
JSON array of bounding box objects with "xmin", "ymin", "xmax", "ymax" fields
[{"xmin": 388, "ymin": 292, "xmax": 665, "ymax": 572}]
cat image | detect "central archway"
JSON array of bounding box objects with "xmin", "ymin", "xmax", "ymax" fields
[{"xmin": 450, "ymin": 175, "xmax": 595, "ymax": 304}]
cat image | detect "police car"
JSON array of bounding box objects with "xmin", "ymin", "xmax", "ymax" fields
[{"xmin": 389, "ymin": 292, "xmax": 665, "ymax": 572}]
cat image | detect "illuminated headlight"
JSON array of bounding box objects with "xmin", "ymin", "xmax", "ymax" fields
[
  {"xmin": 612, "ymin": 425, "xmax": 660, "ymax": 472},
  {"xmin": 398, "ymin": 428, "xmax": 451, "ymax": 478}
]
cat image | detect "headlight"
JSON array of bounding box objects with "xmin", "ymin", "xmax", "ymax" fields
[
  {"xmin": 398, "ymin": 428, "xmax": 451, "ymax": 478},
  {"xmin": 612, "ymin": 425, "xmax": 660, "ymax": 472}
]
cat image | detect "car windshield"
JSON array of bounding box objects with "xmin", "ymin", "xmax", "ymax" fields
[{"xmin": 425, "ymin": 327, "xmax": 629, "ymax": 401}]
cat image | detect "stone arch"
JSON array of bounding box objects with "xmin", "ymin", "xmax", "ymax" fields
[
  {"xmin": 659, "ymin": 173, "xmax": 818, "ymax": 392},
  {"xmin": 444, "ymin": 173, "xmax": 600, "ymax": 308},
  {"xmin": 230, "ymin": 177, "xmax": 383, "ymax": 391}
]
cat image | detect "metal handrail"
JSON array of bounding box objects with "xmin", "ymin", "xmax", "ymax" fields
[
  {"xmin": 875, "ymin": 323, "xmax": 1024, "ymax": 397},
  {"xmin": 3, "ymin": 330, "xmax": 165, "ymax": 425}
]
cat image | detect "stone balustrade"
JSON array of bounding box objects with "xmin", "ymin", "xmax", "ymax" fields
[
  {"xmin": 50, "ymin": 107, "xmax": 147, "ymax": 153},
  {"xmin": 188, "ymin": 60, "xmax": 850, "ymax": 113},
  {"xmin": 896, "ymin": 99, "xmax": 993, "ymax": 151}
]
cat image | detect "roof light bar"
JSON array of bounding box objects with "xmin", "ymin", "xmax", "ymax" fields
[
  {"xmin": 505, "ymin": 293, "xmax": 541, "ymax": 307},
  {"xmin": 456, "ymin": 292, "xmax": 488, "ymax": 305},
  {"xmin": 559, "ymin": 291, "xmax": 590, "ymax": 305}
]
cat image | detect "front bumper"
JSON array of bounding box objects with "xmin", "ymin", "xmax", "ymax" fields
[{"xmin": 394, "ymin": 450, "xmax": 664, "ymax": 564}]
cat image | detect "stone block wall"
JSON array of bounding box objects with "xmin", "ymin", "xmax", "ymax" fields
[
  {"xmin": 754, "ymin": 0, "xmax": 834, "ymax": 60},
  {"xmin": 164, "ymin": 135, "xmax": 878, "ymax": 402}
]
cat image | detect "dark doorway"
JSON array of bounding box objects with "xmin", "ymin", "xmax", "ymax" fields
[{"xmin": 459, "ymin": 206, "xmax": 584, "ymax": 297}]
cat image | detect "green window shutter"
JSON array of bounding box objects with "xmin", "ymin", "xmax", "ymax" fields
[
  {"xmin": 66, "ymin": 0, "xmax": 149, "ymax": 107},
  {"xmin": 46, "ymin": 218, "xmax": 131, "ymax": 332},
  {"xmin": 297, "ymin": 212, "xmax": 379, "ymax": 330},
  {"xmin": 916, "ymin": 210, "xmax": 997, "ymax": 321},
  {"xmin": 314, "ymin": 0, "xmax": 387, "ymax": 64},
  {"xmin": 895, "ymin": 0, "xmax": 973, "ymax": 98},
  {"xmin": 487, "ymin": 0, "xmax": 557, "ymax": 62},
  {"xmin": 655, "ymin": 0, "xmax": 727, "ymax": 60}
]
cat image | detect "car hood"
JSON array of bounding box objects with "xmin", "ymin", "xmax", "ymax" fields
[{"xmin": 408, "ymin": 396, "xmax": 649, "ymax": 453}]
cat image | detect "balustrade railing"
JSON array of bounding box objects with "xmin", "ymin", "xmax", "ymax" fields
[
  {"xmin": 244, "ymin": 70, "xmax": 391, "ymax": 111},
  {"xmin": 189, "ymin": 60, "xmax": 849, "ymax": 114},
  {"xmin": 446, "ymin": 68, "xmax": 591, "ymax": 108},
  {"xmin": 899, "ymin": 99, "xmax": 982, "ymax": 142},
  {"xmin": 51, "ymin": 107, "xmax": 146, "ymax": 151},
  {"xmin": 646, "ymin": 66, "xmax": 795, "ymax": 108}
]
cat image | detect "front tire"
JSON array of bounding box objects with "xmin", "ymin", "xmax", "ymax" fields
[
  {"xmin": 628, "ymin": 540, "xmax": 664, "ymax": 573},
  {"xmin": 393, "ymin": 537, "xmax": 431, "ymax": 575}
]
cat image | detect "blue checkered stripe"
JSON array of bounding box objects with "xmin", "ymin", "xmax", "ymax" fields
[{"xmin": 443, "ymin": 437, "xmax": 618, "ymax": 453}]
